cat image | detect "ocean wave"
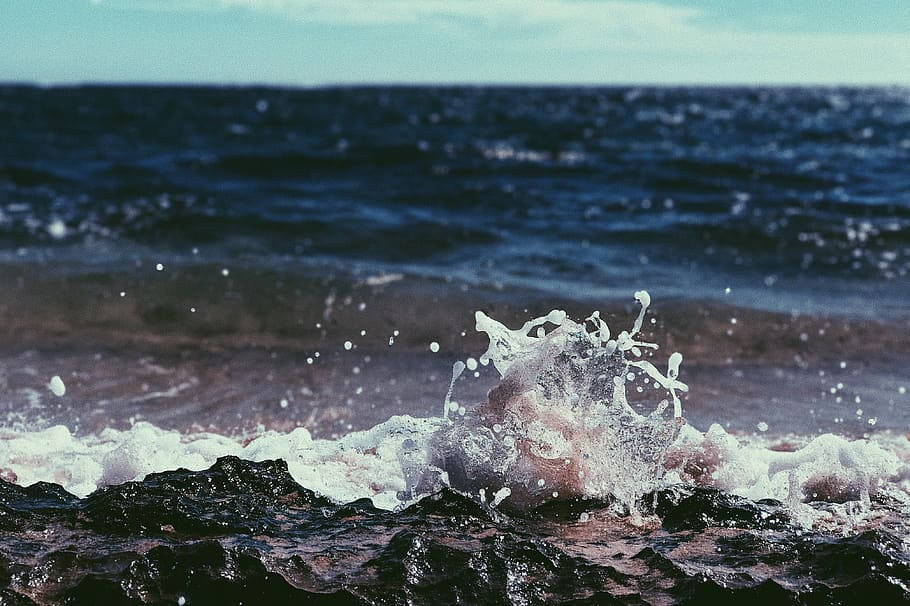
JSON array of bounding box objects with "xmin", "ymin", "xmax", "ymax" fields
[{"xmin": 2, "ymin": 294, "xmax": 906, "ymax": 522}]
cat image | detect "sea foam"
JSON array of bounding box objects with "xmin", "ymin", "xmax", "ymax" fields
[{"xmin": 1, "ymin": 292, "xmax": 907, "ymax": 526}]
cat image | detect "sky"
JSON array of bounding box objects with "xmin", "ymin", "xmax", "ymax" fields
[{"xmin": 3, "ymin": 0, "xmax": 910, "ymax": 85}]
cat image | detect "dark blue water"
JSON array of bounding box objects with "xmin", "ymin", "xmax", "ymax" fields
[{"xmin": 3, "ymin": 85, "xmax": 910, "ymax": 315}]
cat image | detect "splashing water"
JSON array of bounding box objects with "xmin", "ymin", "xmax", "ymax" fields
[
  {"xmin": 431, "ymin": 291, "xmax": 688, "ymax": 510},
  {"xmin": 0, "ymin": 292, "xmax": 907, "ymax": 529}
]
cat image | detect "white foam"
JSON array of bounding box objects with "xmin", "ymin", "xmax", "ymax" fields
[
  {"xmin": 1, "ymin": 294, "xmax": 907, "ymax": 527},
  {"xmin": 0, "ymin": 418, "xmax": 443, "ymax": 509},
  {"xmin": 665, "ymin": 423, "xmax": 906, "ymax": 527},
  {"xmin": 364, "ymin": 273, "xmax": 404, "ymax": 286}
]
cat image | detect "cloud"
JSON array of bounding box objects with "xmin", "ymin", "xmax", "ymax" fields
[
  {"xmin": 116, "ymin": 0, "xmax": 703, "ymax": 30},
  {"xmin": 91, "ymin": 0, "xmax": 716, "ymax": 53},
  {"xmin": 87, "ymin": 0, "xmax": 910, "ymax": 83},
  {"xmin": 218, "ymin": 0, "xmax": 910, "ymax": 61}
]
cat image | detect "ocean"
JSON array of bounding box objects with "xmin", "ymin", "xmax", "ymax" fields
[{"xmin": 0, "ymin": 85, "xmax": 908, "ymax": 604}]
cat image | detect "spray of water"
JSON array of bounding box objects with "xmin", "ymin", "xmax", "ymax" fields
[
  {"xmin": 0, "ymin": 292, "xmax": 905, "ymax": 527},
  {"xmin": 427, "ymin": 291, "xmax": 688, "ymax": 510}
]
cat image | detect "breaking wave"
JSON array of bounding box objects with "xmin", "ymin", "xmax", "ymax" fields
[{"xmin": 2, "ymin": 292, "xmax": 906, "ymax": 528}]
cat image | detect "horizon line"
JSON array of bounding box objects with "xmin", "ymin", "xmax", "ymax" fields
[{"xmin": 4, "ymin": 80, "xmax": 910, "ymax": 90}]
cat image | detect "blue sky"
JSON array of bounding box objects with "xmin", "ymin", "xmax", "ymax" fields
[{"xmin": 3, "ymin": 0, "xmax": 910, "ymax": 85}]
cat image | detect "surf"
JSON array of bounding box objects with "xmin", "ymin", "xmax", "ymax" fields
[{"xmin": 1, "ymin": 291, "xmax": 905, "ymax": 533}]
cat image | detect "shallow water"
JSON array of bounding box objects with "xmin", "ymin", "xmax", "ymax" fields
[{"xmin": 1, "ymin": 291, "xmax": 908, "ymax": 604}]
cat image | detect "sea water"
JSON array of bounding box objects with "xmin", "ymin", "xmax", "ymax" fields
[{"xmin": 1, "ymin": 85, "xmax": 909, "ymax": 603}]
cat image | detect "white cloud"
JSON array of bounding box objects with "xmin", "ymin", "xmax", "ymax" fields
[
  {"xmin": 89, "ymin": 0, "xmax": 910, "ymax": 83},
  {"xmin": 126, "ymin": 0, "xmax": 703, "ymax": 29}
]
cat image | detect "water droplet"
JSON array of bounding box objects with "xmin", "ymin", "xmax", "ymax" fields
[
  {"xmin": 47, "ymin": 219, "xmax": 67, "ymax": 239},
  {"xmin": 48, "ymin": 375, "xmax": 66, "ymax": 397}
]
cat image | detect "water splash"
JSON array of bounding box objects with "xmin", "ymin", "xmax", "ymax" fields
[
  {"xmin": 431, "ymin": 291, "xmax": 688, "ymax": 510},
  {"xmin": 0, "ymin": 292, "xmax": 906, "ymax": 529}
]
